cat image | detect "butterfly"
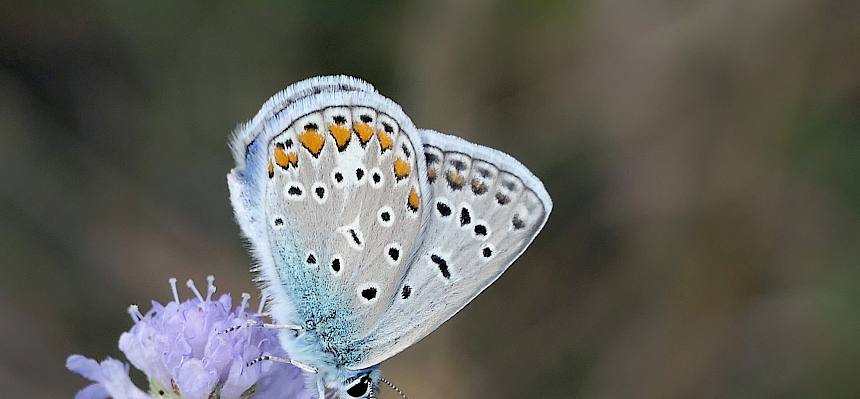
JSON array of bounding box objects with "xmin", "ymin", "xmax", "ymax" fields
[{"xmin": 227, "ymin": 76, "xmax": 552, "ymax": 398}]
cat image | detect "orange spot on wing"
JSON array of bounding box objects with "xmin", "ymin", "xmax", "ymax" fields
[
  {"xmin": 354, "ymin": 123, "xmax": 374, "ymax": 145},
  {"xmin": 329, "ymin": 124, "xmax": 351, "ymax": 151},
  {"xmin": 298, "ymin": 129, "xmax": 325, "ymax": 157},
  {"xmin": 377, "ymin": 130, "xmax": 393, "ymax": 152},
  {"xmin": 268, "ymin": 161, "xmax": 274, "ymax": 178},
  {"xmin": 446, "ymin": 171, "xmax": 465, "ymax": 189},
  {"xmin": 471, "ymin": 179, "xmax": 488, "ymax": 195},
  {"xmin": 274, "ymin": 143, "xmax": 291, "ymax": 169},
  {"xmin": 407, "ymin": 187, "xmax": 420, "ymax": 211},
  {"xmin": 287, "ymin": 151, "xmax": 298, "ymax": 167},
  {"xmin": 393, "ymin": 157, "xmax": 412, "ymax": 180}
]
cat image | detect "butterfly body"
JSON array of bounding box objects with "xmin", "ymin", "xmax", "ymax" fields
[{"xmin": 228, "ymin": 76, "xmax": 551, "ymax": 398}]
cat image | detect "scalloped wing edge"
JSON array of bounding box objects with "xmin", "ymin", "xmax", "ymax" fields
[{"xmin": 229, "ymin": 75, "xmax": 378, "ymax": 168}]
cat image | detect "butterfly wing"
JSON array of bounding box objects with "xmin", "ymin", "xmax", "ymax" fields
[
  {"xmin": 228, "ymin": 76, "xmax": 432, "ymax": 367},
  {"xmin": 347, "ymin": 129, "xmax": 552, "ymax": 370}
]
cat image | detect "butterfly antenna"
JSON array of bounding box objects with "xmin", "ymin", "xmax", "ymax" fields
[{"xmin": 379, "ymin": 377, "xmax": 408, "ymax": 399}]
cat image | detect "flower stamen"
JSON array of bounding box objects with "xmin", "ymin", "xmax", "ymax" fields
[
  {"xmin": 186, "ymin": 279, "xmax": 205, "ymax": 303},
  {"xmin": 205, "ymin": 275, "xmax": 216, "ymax": 302},
  {"xmin": 168, "ymin": 277, "xmax": 179, "ymax": 303},
  {"xmin": 239, "ymin": 292, "xmax": 251, "ymax": 315},
  {"xmin": 127, "ymin": 304, "xmax": 144, "ymax": 322}
]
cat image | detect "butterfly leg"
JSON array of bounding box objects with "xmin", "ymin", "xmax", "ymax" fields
[
  {"xmin": 316, "ymin": 377, "xmax": 326, "ymax": 399},
  {"xmin": 245, "ymin": 353, "xmax": 318, "ymax": 374},
  {"xmin": 221, "ymin": 319, "xmax": 303, "ymax": 335},
  {"xmin": 256, "ymin": 321, "xmax": 304, "ymax": 331}
]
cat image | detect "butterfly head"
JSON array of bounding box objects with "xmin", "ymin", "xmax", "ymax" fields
[{"xmin": 339, "ymin": 368, "xmax": 380, "ymax": 398}]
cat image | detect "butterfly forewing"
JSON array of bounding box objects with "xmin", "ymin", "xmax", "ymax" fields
[
  {"xmin": 268, "ymin": 107, "xmax": 426, "ymax": 325},
  {"xmin": 230, "ymin": 80, "xmax": 429, "ymax": 368}
]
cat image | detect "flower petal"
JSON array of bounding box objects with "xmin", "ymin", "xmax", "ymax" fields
[
  {"xmin": 175, "ymin": 358, "xmax": 219, "ymax": 399},
  {"xmin": 74, "ymin": 384, "xmax": 108, "ymax": 399},
  {"xmin": 66, "ymin": 355, "xmax": 103, "ymax": 381},
  {"xmin": 66, "ymin": 355, "xmax": 148, "ymax": 399},
  {"xmin": 218, "ymin": 357, "xmax": 259, "ymax": 399},
  {"xmin": 254, "ymin": 362, "xmax": 314, "ymax": 399}
]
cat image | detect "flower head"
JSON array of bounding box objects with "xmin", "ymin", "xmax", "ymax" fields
[{"xmin": 67, "ymin": 276, "xmax": 312, "ymax": 399}]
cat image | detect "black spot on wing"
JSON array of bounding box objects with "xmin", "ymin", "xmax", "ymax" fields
[
  {"xmin": 459, "ymin": 207, "xmax": 471, "ymax": 226},
  {"xmin": 512, "ymin": 215, "xmax": 526, "ymax": 230},
  {"xmin": 431, "ymin": 254, "xmax": 450, "ymax": 279},
  {"xmin": 482, "ymin": 247, "xmax": 493, "ymax": 258},
  {"xmin": 349, "ymin": 229, "xmax": 362, "ymax": 245},
  {"xmin": 436, "ymin": 201, "xmax": 451, "ymax": 217},
  {"xmin": 474, "ymin": 224, "xmax": 487, "ymax": 236},
  {"xmin": 361, "ymin": 287, "xmax": 377, "ymax": 300}
]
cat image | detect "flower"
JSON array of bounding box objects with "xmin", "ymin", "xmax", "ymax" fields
[{"xmin": 67, "ymin": 276, "xmax": 312, "ymax": 399}]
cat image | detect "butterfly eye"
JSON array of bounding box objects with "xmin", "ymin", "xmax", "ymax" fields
[{"xmin": 346, "ymin": 376, "xmax": 370, "ymax": 397}]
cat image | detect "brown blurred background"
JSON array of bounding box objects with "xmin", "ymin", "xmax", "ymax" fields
[{"xmin": 2, "ymin": 1, "xmax": 860, "ymax": 398}]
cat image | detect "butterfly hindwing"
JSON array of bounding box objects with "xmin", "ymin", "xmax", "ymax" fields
[{"xmin": 348, "ymin": 129, "xmax": 552, "ymax": 370}]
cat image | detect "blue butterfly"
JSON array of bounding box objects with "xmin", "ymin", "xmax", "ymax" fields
[{"xmin": 228, "ymin": 76, "xmax": 551, "ymax": 398}]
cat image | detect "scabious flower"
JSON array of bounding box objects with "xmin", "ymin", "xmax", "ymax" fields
[{"xmin": 67, "ymin": 276, "xmax": 313, "ymax": 399}]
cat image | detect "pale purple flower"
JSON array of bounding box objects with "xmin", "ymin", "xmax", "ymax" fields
[{"xmin": 67, "ymin": 276, "xmax": 312, "ymax": 399}]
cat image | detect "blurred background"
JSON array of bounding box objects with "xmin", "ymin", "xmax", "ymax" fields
[{"xmin": 2, "ymin": 1, "xmax": 859, "ymax": 398}]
